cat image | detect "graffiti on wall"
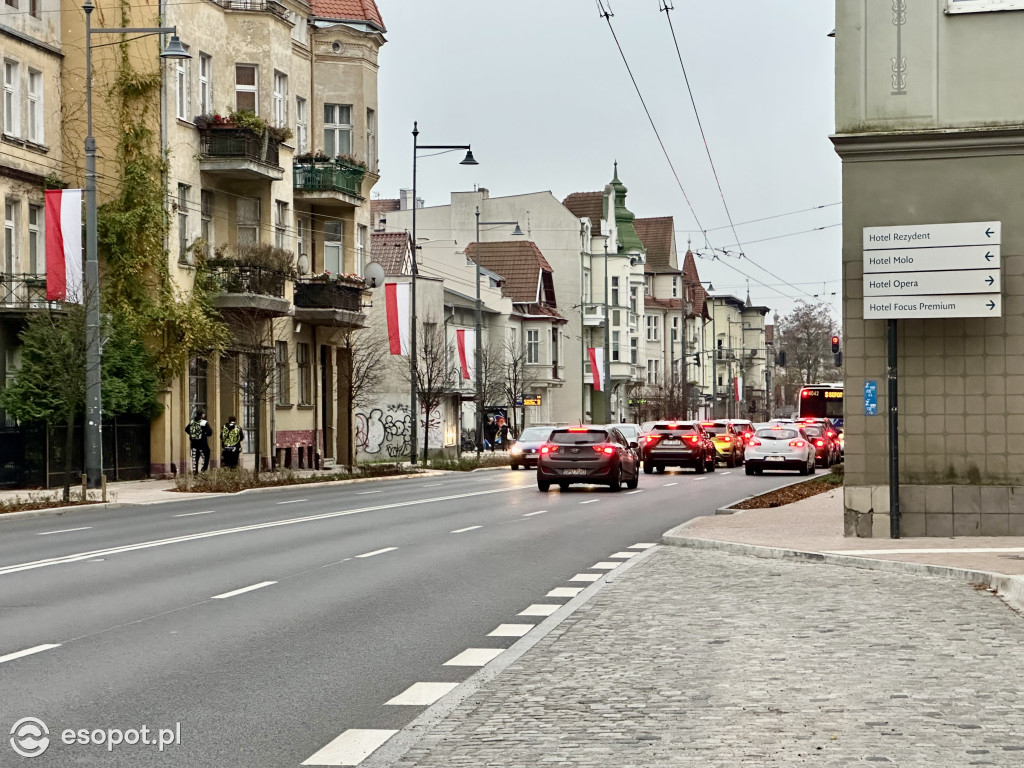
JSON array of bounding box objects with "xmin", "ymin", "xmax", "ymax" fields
[{"xmin": 355, "ymin": 401, "xmax": 443, "ymax": 459}]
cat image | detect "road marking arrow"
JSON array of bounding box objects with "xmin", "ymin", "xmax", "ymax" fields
[{"xmin": 987, "ymin": 300, "xmax": 996, "ymax": 310}]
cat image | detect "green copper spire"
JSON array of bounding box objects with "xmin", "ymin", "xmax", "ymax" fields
[{"xmin": 608, "ymin": 162, "xmax": 646, "ymax": 256}]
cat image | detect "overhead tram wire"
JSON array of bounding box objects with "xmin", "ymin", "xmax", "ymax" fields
[{"xmin": 595, "ymin": 0, "xmax": 710, "ymax": 249}]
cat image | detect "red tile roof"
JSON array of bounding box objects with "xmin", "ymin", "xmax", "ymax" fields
[
  {"xmin": 514, "ymin": 303, "xmax": 567, "ymax": 324},
  {"xmin": 371, "ymin": 198, "xmax": 400, "ymax": 229},
  {"xmin": 682, "ymin": 249, "xmax": 710, "ymax": 320},
  {"xmin": 465, "ymin": 241, "xmax": 554, "ymax": 305},
  {"xmin": 635, "ymin": 216, "xmax": 676, "ymax": 272},
  {"xmin": 311, "ymin": 0, "xmax": 386, "ymax": 30},
  {"xmin": 561, "ymin": 191, "xmax": 605, "ymax": 237},
  {"xmin": 370, "ymin": 231, "xmax": 411, "ymax": 275}
]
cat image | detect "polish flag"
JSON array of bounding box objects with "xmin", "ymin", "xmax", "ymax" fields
[
  {"xmin": 385, "ymin": 282, "xmax": 411, "ymax": 355},
  {"xmin": 588, "ymin": 347, "xmax": 604, "ymax": 391},
  {"xmin": 45, "ymin": 189, "xmax": 83, "ymax": 302},
  {"xmin": 456, "ymin": 329, "xmax": 475, "ymax": 380},
  {"xmin": 734, "ymin": 375, "xmax": 743, "ymax": 402}
]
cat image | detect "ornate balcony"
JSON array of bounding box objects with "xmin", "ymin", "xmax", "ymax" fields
[
  {"xmin": 293, "ymin": 158, "xmax": 367, "ymax": 205},
  {"xmin": 293, "ymin": 278, "xmax": 366, "ymax": 327},
  {"xmin": 582, "ymin": 303, "xmax": 605, "ymax": 327},
  {"xmin": 0, "ymin": 273, "xmax": 60, "ymax": 314},
  {"xmin": 198, "ymin": 128, "xmax": 283, "ymax": 180},
  {"xmin": 209, "ymin": 264, "xmax": 291, "ymax": 316}
]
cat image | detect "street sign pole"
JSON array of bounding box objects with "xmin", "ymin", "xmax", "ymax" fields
[{"xmin": 888, "ymin": 318, "xmax": 900, "ymax": 539}]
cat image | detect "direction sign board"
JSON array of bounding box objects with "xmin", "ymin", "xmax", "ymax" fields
[
  {"xmin": 864, "ymin": 381, "xmax": 878, "ymax": 416},
  {"xmin": 862, "ymin": 221, "xmax": 1001, "ymax": 319}
]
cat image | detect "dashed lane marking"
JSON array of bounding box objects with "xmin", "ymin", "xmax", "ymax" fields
[
  {"xmin": 629, "ymin": 543, "xmax": 657, "ymax": 549},
  {"xmin": 626, "ymin": 490, "xmax": 643, "ymax": 495},
  {"xmin": 36, "ymin": 527, "xmax": 92, "ymax": 535},
  {"xmin": 174, "ymin": 510, "xmax": 214, "ymax": 517},
  {"xmin": 579, "ymin": 500, "xmax": 599, "ymax": 505},
  {"xmin": 662, "ymin": 482, "xmax": 678, "ymax": 487},
  {"xmin": 609, "ymin": 551, "xmax": 638, "ymax": 559},
  {"xmin": 444, "ymin": 648, "xmax": 505, "ymax": 666},
  {"xmin": 301, "ymin": 729, "xmax": 397, "ymax": 766},
  {"xmin": 0, "ymin": 644, "xmax": 61, "ymax": 665},
  {"xmin": 451, "ymin": 526, "xmax": 482, "ymax": 534},
  {"xmin": 547, "ymin": 587, "xmax": 584, "ymax": 598},
  {"xmin": 523, "ymin": 510, "xmax": 547, "ymax": 516},
  {"xmin": 568, "ymin": 573, "xmax": 602, "ymax": 582},
  {"xmin": 590, "ymin": 562, "xmax": 619, "ymax": 570},
  {"xmin": 276, "ymin": 499, "xmax": 308, "ymax": 505},
  {"xmin": 355, "ymin": 547, "xmax": 398, "ymax": 558},
  {"xmin": 357, "ymin": 490, "xmax": 382, "ymax": 495},
  {"xmin": 518, "ymin": 604, "xmax": 560, "ymax": 617},
  {"xmin": 385, "ymin": 682, "xmax": 459, "ymax": 706},
  {"xmin": 211, "ymin": 581, "xmax": 276, "ymax": 600},
  {"xmin": 487, "ymin": 623, "xmax": 535, "ymax": 637}
]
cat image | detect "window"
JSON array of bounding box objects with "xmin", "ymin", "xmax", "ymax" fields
[
  {"xmin": 323, "ymin": 219, "xmax": 343, "ymax": 274},
  {"xmin": 644, "ymin": 275, "xmax": 652, "ymax": 296},
  {"xmin": 188, "ymin": 357, "xmax": 208, "ymax": 419},
  {"xmin": 630, "ymin": 337, "xmax": 638, "ymax": 365},
  {"xmin": 4, "ymin": 60, "xmax": 20, "ymax": 136},
  {"xmin": 29, "ymin": 0, "xmax": 38, "ymax": 17},
  {"xmin": 526, "ymin": 329, "xmax": 540, "ymax": 364},
  {"xmin": 630, "ymin": 286, "xmax": 638, "ymax": 313},
  {"xmin": 646, "ymin": 315, "xmax": 660, "ymax": 341},
  {"xmin": 647, "ymin": 359, "xmax": 660, "ymax": 386},
  {"xmin": 611, "ymin": 331, "xmax": 620, "ymax": 362},
  {"xmin": 366, "ymin": 108, "xmax": 376, "ymax": 170},
  {"xmin": 275, "ymin": 341, "xmax": 289, "ymax": 404},
  {"xmin": 295, "ymin": 97, "xmax": 308, "ymax": 154},
  {"xmin": 612, "ymin": 309, "xmax": 620, "ymax": 327},
  {"xmin": 671, "ymin": 317, "xmax": 678, "ymax": 343},
  {"xmin": 672, "ymin": 276, "xmax": 678, "ymax": 298},
  {"xmin": 357, "ymin": 225, "xmax": 367, "ymax": 270},
  {"xmin": 200, "ymin": 189, "xmax": 213, "ymax": 243},
  {"xmin": 177, "ymin": 184, "xmax": 190, "ymax": 262},
  {"xmin": 28, "ymin": 204, "xmax": 40, "ymax": 273},
  {"xmin": 27, "ymin": 69, "xmax": 41, "ymax": 143},
  {"xmin": 272, "ymin": 71, "xmax": 287, "ymax": 127},
  {"xmin": 198, "ymin": 54, "xmax": 212, "ymax": 115},
  {"xmin": 297, "ymin": 343, "xmax": 311, "ymax": 405},
  {"xmin": 4, "ymin": 0, "xmax": 16, "ymax": 8},
  {"xmin": 235, "ymin": 65, "xmax": 257, "ymax": 113},
  {"xmin": 4, "ymin": 200, "xmax": 16, "ymax": 273},
  {"xmin": 582, "ymin": 268, "xmax": 591, "ymax": 303},
  {"xmin": 296, "ymin": 217, "xmax": 306, "ymax": 262},
  {"xmin": 611, "ymin": 276, "xmax": 619, "ymax": 306},
  {"xmin": 323, "ymin": 104, "xmax": 352, "ymax": 156},
  {"xmin": 274, "ymin": 200, "xmax": 287, "ymax": 250},
  {"xmin": 175, "ymin": 54, "xmax": 189, "ymax": 120},
  {"xmin": 241, "ymin": 353, "xmax": 258, "ymax": 447},
  {"xmin": 236, "ymin": 197, "xmax": 260, "ymax": 244}
]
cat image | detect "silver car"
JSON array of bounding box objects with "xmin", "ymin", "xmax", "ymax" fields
[{"xmin": 744, "ymin": 427, "xmax": 816, "ymax": 475}]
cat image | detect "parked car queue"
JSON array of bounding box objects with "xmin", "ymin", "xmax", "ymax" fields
[{"xmin": 506, "ymin": 418, "xmax": 843, "ymax": 491}]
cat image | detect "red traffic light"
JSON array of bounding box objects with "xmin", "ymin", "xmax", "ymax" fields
[{"xmin": 831, "ymin": 335, "xmax": 840, "ymax": 354}]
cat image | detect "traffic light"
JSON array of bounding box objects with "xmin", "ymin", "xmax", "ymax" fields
[
  {"xmin": 831, "ymin": 335, "xmax": 840, "ymax": 354},
  {"xmin": 834, "ymin": 351, "xmax": 843, "ymax": 368}
]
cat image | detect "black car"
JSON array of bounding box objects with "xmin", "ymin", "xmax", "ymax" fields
[
  {"xmin": 508, "ymin": 426, "xmax": 555, "ymax": 470},
  {"xmin": 536, "ymin": 426, "xmax": 640, "ymax": 492},
  {"xmin": 641, "ymin": 421, "xmax": 715, "ymax": 474}
]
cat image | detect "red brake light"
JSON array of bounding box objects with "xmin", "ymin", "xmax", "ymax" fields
[
  {"xmin": 667, "ymin": 422, "xmax": 678, "ymax": 428},
  {"xmin": 789, "ymin": 440, "xmax": 806, "ymax": 448},
  {"xmin": 567, "ymin": 428, "xmax": 589, "ymax": 432},
  {"xmin": 644, "ymin": 435, "xmax": 659, "ymax": 444},
  {"xmin": 815, "ymin": 439, "xmax": 825, "ymax": 447},
  {"xmin": 722, "ymin": 436, "xmax": 731, "ymax": 443},
  {"xmin": 748, "ymin": 438, "xmax": 762, "ymax": 447},
  {"xmin": 541, "ymin": 444, "xmax": 558, "ymax": 454},
  {"xmin": 593, "ymin": 445, "xmax": 616, "ymax": 455},
  {"xmin": 688, "ymin": 436, "xmax": 700, "ymax": 445},
  {"xmin": 700, "ymin": 422, "xmax": 714, "ymax": 427},
  {"xmin": 827, "ymin": 431, "xmax": 836, "ymax": 438}
]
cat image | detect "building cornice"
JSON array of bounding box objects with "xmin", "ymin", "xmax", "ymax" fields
[
  {"xmin": 0, "ymin": 24, "xmax": 64, "ymax": 58},
  {"xmin": 831, "ymin": 126, "xmax": 1024, "ymax": 162}
]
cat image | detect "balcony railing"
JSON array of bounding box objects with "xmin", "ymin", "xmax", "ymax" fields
[
  {"xmin": 207, "ymin": 0, "xmax": 288, "ymax": 19},
  {"xmin": 293, "ymin": 279, "xmax": 363, "ymax": 312},
  {"xmin": 0, "ymin": 273, "xmax": 58, "ymax": 310},
  {"xmin": 199, "ymin": 128, "xmax": 280, "ymax": 167},
  {"xmin": 293, "ymin": 161, "xmax": 366, "ymax": 197},
  {"xmin": 210, "ymin": 265, "xmax": 287, "ymax": 298}
]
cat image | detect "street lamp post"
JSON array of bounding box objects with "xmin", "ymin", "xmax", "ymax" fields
[
  {"xmin": 473, "ymin": 207, "xmax": 522, "ymax": 456},
  {"xmin": 82, "ymin": 1, "xmax": 190, "ymax": 487},
  {"xmin": 410, "ymin": 122, "xmax": 477, "ymax": 465},
  {"xmin": 603, "ymin": 239, "xmax": 612, "ymax": 424}
]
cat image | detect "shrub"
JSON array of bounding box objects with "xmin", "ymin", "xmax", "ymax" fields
[{"xmin": 173, "ymin": 464, "xmax": 415, "ymax": 493}]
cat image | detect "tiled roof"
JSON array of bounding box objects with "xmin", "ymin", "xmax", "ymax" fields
[
  {"xmin": 561, "ymin": 191, "xmax": 604, "ymax": 237},
  {"xmin": 311, "ymin": 0, "xmax": 386, "ymax": 30},
  {"xmin": 682, "ymin": 250, "xmax": 711, "ymax": 320},
  {"xmin": 514, "ymin": 303, "xmax": 567, "ymax": 324},
  {"xmin": 371, "ymin": 198, "xmax": 400, "ymax": 229},
  {"xmin": 644, "ymin": 296, "xmax": 702, "ymax": 319},
  {"xmin": 635, "ymin": 216, "xmax": 675, "ymax": 272},
  {"xmin": 370, "ymin": 231, "xmax": 411, "ymax": 275},
  {"xmin": 465, "ymin": 241, "xmax": 554, "ymax": 305}
]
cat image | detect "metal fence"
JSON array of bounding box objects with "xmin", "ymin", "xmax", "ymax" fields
[
  {"xmin": 199, "ymin": 128, "xmax": 280, "ymax": 167},
  {"xmin": 293, "ymin": 280, "xmax": 363, "ymax": 311},
  {"xmin": 0, "ymin": 273, "xmax": 60, "ymax": 310}
]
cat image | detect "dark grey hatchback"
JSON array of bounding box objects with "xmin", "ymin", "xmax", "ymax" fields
[{"xmin": 536, "ymin": 427, "xmax": 640, "ymax": 492}]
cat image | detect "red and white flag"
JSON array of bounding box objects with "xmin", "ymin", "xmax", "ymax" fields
[
  {"xmin": 588, "ymin": 347, "xmax": 604, "ymax": 391},
  {"xmin": 385, "ymin": 282, "xmax": 411, "ymax": 355},
  {"xmin": 45, "ymin": 189, "xmax": 83, "ymax": 302},
  {"xmin": 456, "ymin": 329, "xmax": 475, "ymax": 380},
  {"xmin": 734, "ymin": 375, "xmax": 743, "ymax": 402}
]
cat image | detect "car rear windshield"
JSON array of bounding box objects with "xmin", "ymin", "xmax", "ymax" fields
[
  {"xmin": 550, "ymin": 430, "xmax": 606, "ymax": 445},
  {"xmin": 701, "ymin": 423, "xmax": 728, "ymax": 435},
  {"xmin": 518, "ymin": 427, "xmax": 552, "ymax": 441},
  {"xmin": 756, "ymin": 429, "xmax": 799, "ymax": 440},
  {"xmin": 614, "ymin": 425, "xmax": 639, "ymax": 440},
  {"xmin": 652, "ymin": 424, "xmax": 699, "ymax": 434},
  {"xmin": 801, "ymin": 425, "xmax": 824, "ymax": 437}
]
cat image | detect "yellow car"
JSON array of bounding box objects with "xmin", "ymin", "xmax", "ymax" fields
[{"xmin": 699, "ymin": 421, "xmax": 745, "ymax": 467}]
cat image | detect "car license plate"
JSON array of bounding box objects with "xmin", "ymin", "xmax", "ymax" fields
[
  {"xmin": 563, "ymin": 468, "xmax": 588, "ymax": 475},
  {"xmin": 662, "ymin": 439, "xmax": 681, "ymax": 445},
  {"xmin": 766, "ymin": 455, "xmax": 784, "ymax": 461}
]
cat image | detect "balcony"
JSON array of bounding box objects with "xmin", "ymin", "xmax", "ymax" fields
[
  {"xmin": 293, "ymin": 161, "xmax": 366, "ymax": 204},
  {"xmin": 0, "ymin": 274, "xmax": 60, "ymax": 314},
  {"xmin": 293, "ymin": 278, "xmax": 366, "ymax": 327},
  {"xmin": 210, "ymin": 264, "xmax": 291, "ymax": 316},
  {"xmin": 582, "ymin": 303, "xmax": 605, "ymax": 327},
  {"xmin": 208, "ymin": 0, "xmax": 289, "ymax": 17},
  {"xmin": 198, "ymin": 128, "xmax": 283, "ymax": 180}
]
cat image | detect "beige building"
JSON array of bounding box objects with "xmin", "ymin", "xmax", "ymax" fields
[{"xmin": 835, "ymin": 0, "xmax": 1024, "ymax": 536}]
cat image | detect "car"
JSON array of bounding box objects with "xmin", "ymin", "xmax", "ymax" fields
[
  {"xmin": 641, "ymin": 421, "xmax": 715, "ymax": 474},
  {"xmin": 797, "ymin": 418, "xmax": 842, "ymax": 460},
  {"xmin": 537, "ymin": 426, "xmax": 640, "ymax": 492},
  {"xmin": 799, "ymin": 423, "xmax": 840, "ymax": 467},
  {"xmin": 508, "ymin": 426, "xmax": 555, "ymax": 469},
  {"xmin": 730, "ymin": 419, "xmax": 756, "ymax": 449},
  {"xmin": 699, "ymin": 420, "xmax": 745, "ymax": 467},
  {"xmin": 603, "ymin": 423, "xmax": 643, "ymax": 462},
  {"xmin": 743, "ymin": 426, "xmax": 816, "ymax": 475}
]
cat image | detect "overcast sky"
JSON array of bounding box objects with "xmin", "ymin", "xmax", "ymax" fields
[{"xmin": 375, "ymin": 1, "xmax": 840, "ymax": 319}]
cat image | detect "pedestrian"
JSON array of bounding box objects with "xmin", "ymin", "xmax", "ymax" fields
[
  {"xmin": 186, "ymin": 410, "xmax": 213, "ymax": 475},
  {"xmin": 484, "ymin": 417, "xmax": 498, "ymax": 453},
  {"xmin": 498, "ymin": 420, "xmax": 510, "ymax": 451},
  {"xmin": 221, "ymin": 416, "xmax": 245, "ymax": 468}
]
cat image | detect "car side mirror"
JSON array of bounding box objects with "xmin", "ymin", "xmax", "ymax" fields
[{"xmin": 629, "ymin": 441, "xmax": 639, "ymax": 450}]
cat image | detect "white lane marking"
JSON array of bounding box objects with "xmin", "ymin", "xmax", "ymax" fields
[
  {"xmin": 488, "ymin": 623, "xmax": 535, "ymax": 637},
  {"xmin": 451, "ymin": 526, "xmax": 482, "ymax": 534},
  {"xmin": 174, "ymin": 510, "xmax": 214, "ymax": 517},
  {"xmin": 445, "ymin": 648, "xmax": 504, "ymax": 666},
  {"xmin": 580, "ymin": 500, "xmax": 599, "ymax": 505},
  {"xmin": 662, "ymin": 482, "xmax": 678, "ymax": 487},
  {"xmin": 609, "ymin": 551, "xmax": 638, "ymax": 559},
  {"xmin": 694, "ymin": 477, "xmax": 708, "ymax": 481},
  {"xmin": 423, "ymin": 483, "xmax": 443, "ymax": 487},
  {"xmin": 321, "ymin": 558, "xmax": 353, "ymax": 568},
  {"xmin": 523, "ymin": 510, "xmax": 547, "ymax": 517},
  {"xmin": 356, "ymin": 547, "xmax": 397, "ymax": 558},
  {"xmin": 211, "ymin": 581, "xmax": 276, "ymax": 600},
  {"xmin": 590, "ymin": 562, "xmax": 619, "ymax": 570},
  {"xmin": 626, "ymin": 490, "xmax": 643, "ymax": 495},
  {"xmin": 302, "ymin": 729, "xmax": 397, "ymax": 766},
  {"xmin": 547, "ymin": 587, "xmax": 583, "ymax": 598},
  {"xmin": 518, "ymin": 604, "xmax": 560, "ymax": 617},
  {"xmin": 568, "ymin": 573, "xmax": 601, "ymax": 582},
  {"xmin": 357, "ymin": 490, "xmax": 382, "ymax": 495},
  {"xmin": 0, "ymin": 643, "xmax": 61, "ymax": 665},
  {"xmin": 277, "ymin": 499, "xmax": 308, "ymax": 505},
  {"xmin": 720, "ymin": 471, "xmax": 733, "ymax": 475},
  {"xmin": 385, "ymin": 682, "xmax": 459, "ymax": 706},
  {"xmin": 630, "ymin": 543, "xmax": 656, "ymax": 549},
  {"xmin": 36, "ymin": 527, "xmax": 92, "ymax": 536},
  {"xmin": 0, "ymin": 487, "xmax": 514, "ymax": 578}
]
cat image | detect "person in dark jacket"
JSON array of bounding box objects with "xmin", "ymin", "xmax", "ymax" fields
[
  {"xmin": 186, "ymin": 410, "xmax": 213, "ymax": 474},
  {"xmin": 483, "ymin": 417, "xmax": 498, "ymax": 453},
  {"xmin": 221, "ymin": 416, "xmax": 245, "ymax": 469}
]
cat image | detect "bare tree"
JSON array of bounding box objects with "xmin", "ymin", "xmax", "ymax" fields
[
  {"xmin": 339, "ymin": 327, "xmax": 386, "ymax": 467},
  {"xmin": 404, "ymin": 322, "xmax": 456, "ymax": 464},
  {"xmin": 773, "ymin": 301, "xmax": 841, "ymax": 412},
  {"xmin": 501, "ymin": 335, "xmax": 543, "ymax": 434}
]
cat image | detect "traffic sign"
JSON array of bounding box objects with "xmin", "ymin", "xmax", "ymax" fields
[
  {"xmin": 864, "ymin": 293, "xmax": 1001, "ymax": 319},
  {"xmin": 863, "ymin": 221, "xmax": 1000, "ymax": 250},
  {"xmin": 863, "ymin": 245, "xmax": 999, "ymax": 274},
  {"xmin": 863, "ymin": 269, "xmax": 1000, "ymax": 297}
]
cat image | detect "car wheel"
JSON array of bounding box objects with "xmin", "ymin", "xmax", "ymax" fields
[
  {"xmin": 626, "ymin": 467, "xmax": 639, "ymax": 489},
  {"xmin": 695, "ymin": 458, "xmax": 706, "ymax": 474},
  {"xmin": 537, "ymin": 479, "xmax": 551, "ymax": 491},
  {"xmin": 655, "ymin": 464, "xmax": 665, "ymax": 474},
  {"xmin": 708, "ymin": 460, "xmax": 716, "ymax": 472},
  {"xmin": 799, "ymin": 460, "xmax": 809, "ymax": 476},
  {"xmin": 809, "ymin": 457, "xmax": 816, "ymax": 475},
  {"xmin": 745, "ymin": 463, "xmax": 755, "ymax": 475},
  {"xmin": 755, "ymin": 467, "xmax": 763, "ymax": 475},
  {"xmin": 643, "ymin": 463, "xmax": 653, "ymax": 475},
  {"xmin": 609, "ymin": 465, "xmax": 622, "ymax": 492},
  {"xmin": 558, "ymin": 482, "xmax": 569, "ymax": 491},
  {"xmin": 511, "ymin": 463, "xmax": 519, "ymax": 471}
]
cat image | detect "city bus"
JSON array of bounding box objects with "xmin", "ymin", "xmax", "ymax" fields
[{"xmin": 798, "ymin": 383, "xmax": 843, "ymax": 426}]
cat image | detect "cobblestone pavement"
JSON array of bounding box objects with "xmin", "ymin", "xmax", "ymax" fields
[{"xmin": 391, "ymin": 547, "xmax": 1024, "ymax": 768}]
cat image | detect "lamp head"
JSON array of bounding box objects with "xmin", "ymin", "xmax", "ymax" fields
[
  {"xmin": 510, "ymin": 224, "xmax": 524, "ymax": 237},
  {"xmin": 160, "ymin": 35, "xmax": 191, "ymax": 60},
  {"xmin": 460, "ymin": 149, "xmax": 478, "ymax": 166}
]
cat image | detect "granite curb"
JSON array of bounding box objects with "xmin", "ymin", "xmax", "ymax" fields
[{"xmin": 713, "ymin": 473, "xmax": 828, "ymax": 514}]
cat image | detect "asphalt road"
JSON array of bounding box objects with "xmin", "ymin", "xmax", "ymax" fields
[{"xmin": 0, "ymin": 465, "xmax": 801, "ymax": 767}]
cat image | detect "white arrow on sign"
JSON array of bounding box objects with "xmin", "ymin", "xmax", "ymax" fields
[
  {"xmin": 863, "ymin": 244, "xmax": 1000, "ymax": 274},
  {"xmin": 864, "ymin": 293, "xmax": 1002, "ymax": 319},
  {"xmin": 863, "ymin": 221, "xmax": 1000, "ymax": 250},
  {"xmin": 864, "ymin": 270, "xmax": 1001, "ymax": 297}
]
